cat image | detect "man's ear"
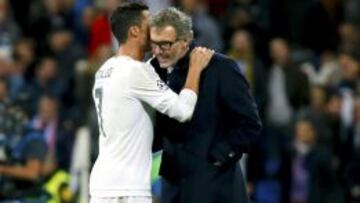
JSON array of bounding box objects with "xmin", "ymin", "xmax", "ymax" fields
[
  {"xmin": 189, "ymin": 31, "xmax": 194, "ymax": 41},
  {"xmin": 129, "ymin": 26, "xmax": 140, "ymax": 38}
]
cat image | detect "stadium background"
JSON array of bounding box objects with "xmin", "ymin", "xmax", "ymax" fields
[{"xmin": 0, "ymin": 0, "xmax": 359, "ymax": 202}]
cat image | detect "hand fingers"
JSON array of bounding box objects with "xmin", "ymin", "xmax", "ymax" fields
[
  {"xmin": 192, "ymin": 47, "xmax": 215, "ymax": 57},
  {"xmin": 190, "ymin": 47, "xmax": 215, "ymax": 68},
  {"xmin": 197, "ymin": 47, "xmax": 214, "ymax": 62}
]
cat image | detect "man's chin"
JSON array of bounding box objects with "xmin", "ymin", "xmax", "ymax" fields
[
  {"xmin": 159, "ymin": 63, "xmax": 169, "ymax": 69},
  {"xmin": 159, "ymin": 61, "xmax": 172, "ymax": 69}
]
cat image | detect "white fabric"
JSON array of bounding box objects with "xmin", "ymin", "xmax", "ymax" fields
[
  {"xmin": 70, "ymin": 127, "xmax": 91, "ymax": 203},
  {"xmin": 267, "ymin": 66, "xmax": 293, "ymax": 126},
  {"xmin": 301, "ymin": 61, "xmax": 340, "ymax": 86},
  {"xmin": 340, "ymin": 89, "xmax": 354, "ymax": 129},
  {"xmin": 90, "ymin": 56, "xmax": 197, "ymax": 197}
]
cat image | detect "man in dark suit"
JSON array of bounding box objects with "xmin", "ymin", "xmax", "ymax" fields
[{"xmin": 149, "ymin": 7, "xmax": 262, "ymax": 203}]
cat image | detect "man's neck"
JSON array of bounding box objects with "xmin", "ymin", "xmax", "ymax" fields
[{"xmin": 117, "ymin": 41, "xmax": 144, "ymax": 61}]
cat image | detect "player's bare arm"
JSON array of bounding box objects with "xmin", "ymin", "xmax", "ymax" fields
[{"xmin": 184, "ymin": 47, "xmax": 214, "ymax": 94}]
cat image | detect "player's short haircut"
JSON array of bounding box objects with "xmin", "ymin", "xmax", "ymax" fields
[
  {"xmin": 150, "ymin": 7, "xmax": 193, "ymax": 40},
  {"xmin": 110, "ymin": 2, "xmax": 149, "ymax": 44}
]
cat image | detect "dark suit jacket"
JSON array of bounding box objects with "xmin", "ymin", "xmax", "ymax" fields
[{"xmin": 151, "ymin": 44, "xmax": 262, "ymax": 203}]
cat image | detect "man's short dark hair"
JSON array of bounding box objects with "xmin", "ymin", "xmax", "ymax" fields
[{"xmin": 110, "ymin": 2, "xmax": 149, "ymax": 44}]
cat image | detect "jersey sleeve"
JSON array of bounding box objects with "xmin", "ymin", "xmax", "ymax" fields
[{"xmin": 129, "ymin": 63, "xmax": 197, "ymax": 122}]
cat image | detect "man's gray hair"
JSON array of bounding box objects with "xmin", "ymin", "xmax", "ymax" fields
[{"xmin": 150, "ymin": 7, "xmax": 193, "ymax": 40}]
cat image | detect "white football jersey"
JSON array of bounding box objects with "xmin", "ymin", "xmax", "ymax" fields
[{"xmin": 89, "ymin": 55, "xmax": 197, "ymax": 197}]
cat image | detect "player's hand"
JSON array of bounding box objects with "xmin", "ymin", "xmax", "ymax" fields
[{"xmin": 189, "ymin": 47, "xmax": 215, "ymax": 72}]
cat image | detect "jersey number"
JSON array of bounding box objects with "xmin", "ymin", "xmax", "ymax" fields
[{"xmin": 95, "ymin": 88, "xmax": 106, "ymax": 137}]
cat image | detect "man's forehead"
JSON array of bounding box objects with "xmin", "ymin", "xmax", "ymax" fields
[{"xmin": 150, "ymin": 26, "xmax": 177, "ymax": 40}]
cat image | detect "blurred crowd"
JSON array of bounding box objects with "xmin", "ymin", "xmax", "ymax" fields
[{"xmin": 0, "ymin": 0, "xmax": 359, "ymax": 202}]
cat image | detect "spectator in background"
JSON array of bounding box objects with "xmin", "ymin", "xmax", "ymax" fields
[
  {"xmin": 7, "ymin": 38, "xmax": 37, "ymax": 105},
  {"xmin": 179, "ymin": 0, "xmax": 224, "ymax": 51},
  {"xmin": 47, "ymin": 28, "xmax": 85, "ymax": 82},
  {"xmin": 280, "ymin": 115, "xmax": 337, "ymax": 203},
  {"xmin": 302, "ymin": 85, "xmax": 333, "ymax": 147},
  {"xmin": 29, "ymin": 94, "xmax": 74, "ymax": 175},
  {"xmin": 337, "ymin": 49, "xmax": 359, "ymax": 139},
  {"xmin": 0, "ymin": 106, "xmax": 48, "ymax": 200},
  {"xmin": 266, "ymin": 38, "xmax": 309, "ymax": 129},
  {"xmin": 264, "ymin": 38, "xmax": 310, "ymax": 176},
  {"xmin": 224, "ymin": 4, "xmax": 269, "ymax": 63},
  {"xmin": 12, "ymin": 38, "xmax": 37, "ymax": 81},
  {"xmin": 302, "ymin": 84, "xmax": 343, "ymax": 150},
  {"xmin": 46, "ymin": 28, "xmax": 86, "ymax": 121},
  {"xmin": 323, "ymin": 88, "xmax": 343, "ymax": 158},
  {"xmin": 338, "ymin": 22, "xmax": 360, "ymax": 54},
  {"xmin": 29, "ymin": 0, "xmax": 74, "ymax": 55},
  {"xmin": 227, "ymin": 29, "xmax": 267, "ymax": 116},
  {"xmin": 28, "ymin": 57, "xmax": 64, "ymax": 116},
  {"xmin": 53, "ymin": 0, "xmax": 91, "ymax": 50}
]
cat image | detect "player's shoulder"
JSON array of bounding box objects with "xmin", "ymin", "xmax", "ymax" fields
[
  {"xmin": 130, "ymin": 58, "xmax": 155, "ymax": 74},
  {"xmin": 104, "ymin": 56, "xmax": 145, "ymax": 73},
  {"xmin": 118, "ymin": 58, "xmax": 157, "ymax": 84},
  {"xmin": 94, "ymin": 58, "xmax": 115, "ymax": 79},
  {"xmin": 96, "ymin": 57, "xmax": 119, "ymax": 72}
]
